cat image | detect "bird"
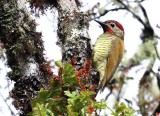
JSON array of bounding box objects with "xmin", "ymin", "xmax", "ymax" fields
[{"xmin": 93, "ymin": 20, "xmax": 125, "ymax": 92}]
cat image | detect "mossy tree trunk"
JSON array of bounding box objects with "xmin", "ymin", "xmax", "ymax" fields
[
  {"xmin": 0, "ymin": 0, "xmax": 99, "ymax": 115},
  {"xmin": 57, "ymin": 0, "xmax": 99, "ymax": 91},
  {"xmin": 0, "ymin": 0, "xmax": 50, "ymax": 115}
]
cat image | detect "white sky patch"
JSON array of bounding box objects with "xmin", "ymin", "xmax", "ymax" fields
[
  {"xmin": 0, "ymin": 59, "xmax": 17, "ymax": 116},
  {"xmin": 36, "ymin": 9, "xmax": 61, "ymax": 62}
]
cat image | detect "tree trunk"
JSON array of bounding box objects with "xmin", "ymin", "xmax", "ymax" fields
[
  {"xmin": 0, "ymin": 0, "xmax": 99, "ymax": 115},
  {"xmin": 0, "ymin": 0, "xmax": 50, "ymax": 115},
  {"xmin": 57, "ymin": 0, "xmax": 99, "ymax": 90}
]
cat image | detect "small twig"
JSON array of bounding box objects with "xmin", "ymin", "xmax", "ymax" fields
[
  {"xmin": 139, "ymin": 4, "xmax": 148, "ymax": 21},
  {"xmin": 150, "ymin": 69, "xmax": 157, "ymax": 76},
  {"xmin": 153, "ymin": 43, "xmax": 160, "ymax": 61},
  {"xmin": 139, "ymin": 4, "xmax": 150, "ymax": 27},
  {"xmin": 116, "ymin": 0, "xmax": 146, "ymax": 27},
  {"xmin": 154, "ymin": 34, "xmax": 160, "ymax": 39},
  {"xmin": 127, "ymin": 0, "xmax": 146, "ymax": 3},
  {"xmin": 105, "ymin": 88, "xmax": 113, "ymax": 101},
  {"xmin": 93, "ymin": 0, "xmax": 148, "ymax": 30},
  {"xmin": 95, "ymin": 7, "xmax": 126, "ymax": 19},
  {"xmin": 115, "ymin": 84, "xmax": 123, "ymax": 103},
  {"xmin": 157, "ymin": 24, "xmax": 160, "ymax": 29}
]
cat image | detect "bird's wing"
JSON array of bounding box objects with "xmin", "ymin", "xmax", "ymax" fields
[{"xmin": 101, "ymin": 36, "xmax": 124, "ymax": 90}]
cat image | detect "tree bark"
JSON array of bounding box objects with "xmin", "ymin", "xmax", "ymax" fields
[
  {"xmin": 0, "ymin": 0, "xmax": 50, "ymax": 115},
  {"xmin": 0, "ymin": 0, "xmax": 100, "ymax": 115},
  {"xmin": 57, "ymin": 0, "xmax": 99, "ymax": 90}
]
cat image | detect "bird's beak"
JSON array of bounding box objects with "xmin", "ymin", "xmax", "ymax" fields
[{"xmin": 94, "ymin": 20, "xmax": 107, "ymax": 33}]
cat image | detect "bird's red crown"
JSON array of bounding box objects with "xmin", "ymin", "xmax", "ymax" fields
[{"xmin": 106, "ymin": 20, "xmax": 124, "ymax": 32}]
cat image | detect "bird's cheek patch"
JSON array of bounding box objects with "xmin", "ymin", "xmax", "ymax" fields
[{"xmin": 106, "ymin": 26, "xmax": 114, "ymax": 34}]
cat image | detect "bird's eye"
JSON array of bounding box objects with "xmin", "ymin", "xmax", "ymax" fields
[{"xmin": 110, "ymin": 23, "xmax": 115, "ymax": 28}]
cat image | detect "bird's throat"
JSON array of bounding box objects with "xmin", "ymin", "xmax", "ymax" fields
[{"xmin": 106, "ymin": 26, "xmax": 114, "ymax": 34}]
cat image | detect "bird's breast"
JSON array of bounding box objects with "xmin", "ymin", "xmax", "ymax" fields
[{"xmin": 93, "ymin": 34, "xmax": 117, "ymax": 62}]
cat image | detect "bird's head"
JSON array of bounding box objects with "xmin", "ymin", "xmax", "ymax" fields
[{"xmin": 95, "ymin": 20, "xmax": 124, "ymax": 39}]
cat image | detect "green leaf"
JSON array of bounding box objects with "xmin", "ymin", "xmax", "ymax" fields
[
  {"xmin": 31, "ymin": 88, "xmax": 50, "ymax": 106},
  {"xmin": 62, "ymin": 64, "xmax": 77, "ymax": 86},
  {"xmin": 46, "ymin": 109, "xmax": 54, "ymax": 116},
  {"xmin": 93, "ymin": 99, "xmax": 107, "ymax": 110},
  {"xmin": 55, "ymin": 60, "xmax": 62, "ymax": 67},
  {"xmin": 64, "ymin": 91, "xmax": 79, "ymax": 98},
  {"xmin": 29, "ymin": 103, "xmax": 47, "ymax": 116},
  {"xmin": 67, "ymin": 105, "xmax": 79, "ymax": 116},
  {"xmin": 80, "ymin": 91, "xmax": 95, "ymax": 97},
  {"xmin": 111, "ymin": 102, "xmax": 136, "ymax": 116},
  {"xmin": 28, "ymin": 103, "xmax": 55, "ymax": 116}
]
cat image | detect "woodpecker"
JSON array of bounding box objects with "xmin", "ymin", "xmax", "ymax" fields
[{"xmin": 93, "ymin": 20, "xmax": 124, "ymax": 91}]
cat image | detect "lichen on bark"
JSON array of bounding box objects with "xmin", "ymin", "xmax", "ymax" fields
[
  {"xmin": 57, "ymin": 0, "xmax": 99, "ymax": 89},
  {"xmin": 0, "ymin": 0, "xmax": 50, "ymax": 115}
]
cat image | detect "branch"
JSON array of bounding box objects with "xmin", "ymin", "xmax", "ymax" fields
[
  {"xmin": 0, "ymin": 1, "xmax": 50, "ymax": 114},
  {"xmin": 157, "ymin": 24, "xmax": 160, "ymax": 29},
  {"xmin": 126, "ymin": 0, "xmax": 146, "ymax": 2},
  {"xmin": 154, "ymin": 34, "xmax": 160, "ymax": 39},
  {"xmin": 105, "ymin": 88, "xmax": 113, "ymax": 101},
  {"xmin": 95, "ymin": 7, "xmax": 126, "ymax": 19},
  {"xmin": 153, "ymin": 43, "xmax": 160, "ymax": 61},
  {"xmin": 116, "ymin": 0, "xmax": 146, "ymax": 27},
  {"xmin": 57, "ymin": 0, "xmax": 99, "ymax": 92},
  {"xmin": 139, "ymin": 4, "xmax": 150, "ymax": 27}
]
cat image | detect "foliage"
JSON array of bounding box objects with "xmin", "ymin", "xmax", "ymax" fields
[
  {"xmin": 110, "ymin": 102, "xmax": 136, "ymax": 116},
  {"xmin": 29, "ymin": 61, "xmax": 104, "ymax": 115},
  {"xmin": 65, "ymin": 91, "xmax": 106, "ymax": 116},
  {"xmin": 31, "ymin": 103, "xmax": 54, "ymax": 116},
  {"xmin": 29, "ymin": 61, "xmax": 135, "ymax": 116}
]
